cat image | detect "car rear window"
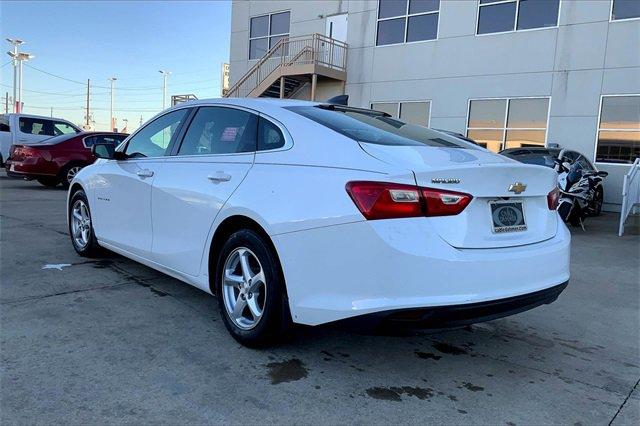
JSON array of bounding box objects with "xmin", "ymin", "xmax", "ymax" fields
[{"xmin": 286, "ymin": 105, "xmax": 475, "ymax": 149}]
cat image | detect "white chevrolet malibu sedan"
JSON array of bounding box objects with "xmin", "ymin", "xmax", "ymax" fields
[{"xmin": 67, "ymin": 98, "xmax": 570, "ymax": 347}]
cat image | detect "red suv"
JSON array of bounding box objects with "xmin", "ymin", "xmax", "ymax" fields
[{"xmin": 5, "ymin": 132, "xmax": 128, "ymax": 188}]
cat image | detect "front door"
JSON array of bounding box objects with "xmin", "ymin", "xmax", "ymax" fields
[
  {"xmin": 92, "ymin": 108, "xmax": 190, "ymax": 258},
  {"xmin": 324, "ymin": 13, "xmax": 348, "ymax": 68},
  {"xmin": 325, "ymin": 13, "xmax": 348, "ymax": 42},
  {"xmin": 151, "ymin": 106, "xmax": 258, "ymax": 276}
]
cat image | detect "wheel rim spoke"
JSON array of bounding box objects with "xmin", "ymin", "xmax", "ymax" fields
[
  {"xmin": 249, "ymin": 271, "xmax": 265, "ymax": 293},
  {"xmin": 232, "ymin": 294, "xmax": 247, "ymax": 320},
  {"xmin": 224, "ymin": 270, "xmax": 243, "ymax": 288},
  {"xmin": 246, "ymin": 296, "xmax": 262, "ymax": 320},
  {"xmin": 238, "ymin": 250, "xmax": 252, "ymax": 282}
]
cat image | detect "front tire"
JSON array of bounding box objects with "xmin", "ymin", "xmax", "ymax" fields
[
  {"xmin": 215, "ymin": 229, "xmax": 288, "ymax": 347},
  {"xmin": 68, "ymin": 190, "xmax": 101, "ymax": 257}
]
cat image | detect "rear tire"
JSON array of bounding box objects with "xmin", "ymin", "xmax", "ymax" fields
[
  {"xmin": 215, "ymin": 229, "xmax": 288, "ymax": 348},
  {"xmin": 37, "ymin": 177, "xmax": 59, "ymax": 187},
  {"xmin": 68, "ymin": 189, "xmax": 101, "ymax": 257},
  {"xmin": 591, "ymin": 188, "xmax": 603, "ymax": 216},
  {"xmin": 558, "ymin": 202, "xmax": 573, "ymax": 223}
]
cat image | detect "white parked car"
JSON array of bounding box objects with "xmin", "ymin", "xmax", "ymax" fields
[
  {"xmin": 67, "ymin": 98, "xmax": 570, "ymax": 347},
  {"xmin": 0, "ymin": 113, "xmax": 81, "ymax": 165}
]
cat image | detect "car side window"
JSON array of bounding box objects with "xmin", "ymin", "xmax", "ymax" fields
[
  {"xmin": 125, "ymin": 109, "xmax": 188, "ymax": 158},
  {"xmin": 0, "ymin": 116, "xmax": 9, "ymax": 132},
  {"xmin": 177, "ymin": 107, "xmax": 258, "ymax": 156},
  {"xmin": 84, "ymin": 135, "xmax": 126, "ymax": 148},
  {"xmin": 53, "ymin": 121, "xmax": 78, "ymax": 135},
  {"xmin": 19, "ymin": 117, "xmax": 48, "ymax": 135},
  {"xmin": 258, "ymin": 117, "xmax": 285, "ymax": 151}
]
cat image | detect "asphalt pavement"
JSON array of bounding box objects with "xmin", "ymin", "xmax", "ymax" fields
[{"xmin": 1, "ymin": 176, "xmax": 638, "ymax": 425}]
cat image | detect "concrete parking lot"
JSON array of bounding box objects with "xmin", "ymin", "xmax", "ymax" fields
[{"xmin": 1, "ymin": 175, "xmax": 638, "ymax": 425}]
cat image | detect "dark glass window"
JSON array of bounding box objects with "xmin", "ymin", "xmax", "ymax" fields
[
  {"xmin": 258, "ymin": 117, "xmax": 285, "ymax": 151},
  {"xmin": 18, "ymin": 117, "xmax": 78, "ymax": 136},
  {"xmin": 407, "ymin": 14, "xmax": 438, "ymax": 42},
  {"xmin": 596, "ymin": 96, "xmax": 640, "ymax": 164},
  {"xmin": 477, "ymin": 2, "xmax": 516, "ymax": 34},
  {"xmin": 376, "ymin": 0, "xmax": 439, "ymax": 45},
  {"xmin": 517, "ymin": 0, "xmax": 560, "ymax": 30},
  {"xmin": 409, "ymin": 0, "xmax": 439, "ymax": 14},
  {"xmin": 0, "ymin": 116, "xmax": 10, "ymax": 132},
  {"xmin": 249, "ymin": 11, "xmax": 290, "ymax": 59},
  {"xmin": 612, "ymin": 0, "xmax": 640, "ymax": 20},
  {"xmin": 477, "ymin": 0, "xmax": 559, "ymax": 34},
  {"xmin": 287, "ymin": 105, "xmax": 473, "ymax": 149},
  {"xmin": 178, "ymin": 107, "xmax": 258, "ymax": 156},
  {"xmin": 378, "ymin": 0, "xmax": 408, "ymax": 19},
  {"xmin": 377, "ymin": 18, "xmax": 406, "ymax": 45},
  {"xmin": 84, "ymin": 134, "xmax": 126, "ymax": 148}
]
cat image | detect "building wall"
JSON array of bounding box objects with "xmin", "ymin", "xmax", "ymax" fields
[{"xmin": 229, "ymin": 0, "xmax": 639, "ymax": 210}]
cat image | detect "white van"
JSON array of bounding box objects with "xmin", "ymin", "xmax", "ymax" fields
[{"xmin": 0, "ymin": 113, "xmax": 81, "ymax": 165}]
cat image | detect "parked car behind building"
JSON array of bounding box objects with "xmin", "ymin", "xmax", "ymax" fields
[
  {"xmin": 0, "ymin": 113, "xmax": 82, "ymax": 165},
  {"xmin": 5, "ymin": 132, "xmax": 127, "ymax": 188}
]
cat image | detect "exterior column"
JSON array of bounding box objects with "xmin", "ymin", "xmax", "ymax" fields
[
  {"xmin": 311, "ymin": 74, "xmax": 317, "ymax": 101},
  {"xmin": 279, "ymin": 76, "xmax": 285, "ymax": 99}
]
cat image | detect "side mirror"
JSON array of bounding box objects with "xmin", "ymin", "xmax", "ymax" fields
[
  {"xmin": 91, "ymin": 143, "xmax": 128, "ymax": 160},
  {"xmin": 91, "ymin": 143, "xmax": 114, "ymax": 159},
  {"xmin": 597, "ymin": 170, "xmax": 609, "ymax": 178}
]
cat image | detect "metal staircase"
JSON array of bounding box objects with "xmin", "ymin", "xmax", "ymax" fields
[{"xmin": 225, "ymin": 33, "xmax": 347, "ymax": 100}]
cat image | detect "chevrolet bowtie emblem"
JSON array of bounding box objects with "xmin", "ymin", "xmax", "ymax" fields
[{"xmin": 508, "ymin": 182, "xmax": 527, "ymax": 194}]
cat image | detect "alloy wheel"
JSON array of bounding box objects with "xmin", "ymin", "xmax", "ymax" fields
[
  {"xmin": 66, "ymin": 166, "xmax": 82, "ymax": 184},
  {"xmin": 221, "ymin": 247, "xmax": 267, "ymax": 330},
  {"xmin": 71, "ymin": 199, "xmax": 91, "ymax": 249}
]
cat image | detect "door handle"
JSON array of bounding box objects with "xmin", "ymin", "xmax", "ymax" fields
[
  {"xmin": 136, "ymin": 169, "xmax": 154, "ymax": 178},
  {"xmin": 207, "ymin": 172, "xmax": 232, "ymax": 183}
]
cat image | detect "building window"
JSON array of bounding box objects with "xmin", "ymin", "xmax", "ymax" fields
[
  {"xmin": 249, "ymin": 11, "xmax": 290, "ymax": 60},
  {"xmin": 376, "ymin": 0, "xmax": 440, "ymax": 46},
  {"xmin": 466, "ymin": 97, "xmax": 549, "ymax": 152},
  {"xmin": 611, "ymin": 0, "xmax": 640, "ymax": 21},
  {"xmin": 596, "ymin": 95, "xmax": 640, "ymax": 164},
  {"xmin": 477, "ymin": 0, "xmax": 560, "ymax": 35},
  {"xmin": 371, "ymin": 101, "xmax": 431, "ymax": 126}
]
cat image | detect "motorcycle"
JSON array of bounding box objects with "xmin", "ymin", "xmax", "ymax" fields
[{"xmin": 554, "ymin": 149, "xmax": 608, "ymax": 229}]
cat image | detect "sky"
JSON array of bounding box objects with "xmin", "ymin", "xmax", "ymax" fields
[{"xmin": 0, "ymin": 0, "xmax": 231, "ymax": 131}]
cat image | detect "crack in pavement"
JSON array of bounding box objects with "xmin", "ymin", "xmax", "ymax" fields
[
  {"xmin": 1, "ymin": 281, "xmax": 136, "ymax": 305},
  {"xmin": 608, "ymin": 377, "xmax": 640, "ymax": 425},
  {"xmin": 0, "ymin": 213, "xmax": 68, "ymax": 237}
]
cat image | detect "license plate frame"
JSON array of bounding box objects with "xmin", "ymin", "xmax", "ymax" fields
[{"xmin": 490, "ymin": 200, "xmax": 527, "ymax": 233}]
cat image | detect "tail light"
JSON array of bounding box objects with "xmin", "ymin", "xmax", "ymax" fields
[
  {"xmin": 12, "ymin": 145, "xmax": 40, "ymax": 159},
  {"xmin": 547, "ymin": 187, "xmax": 560, "ymax": 210},
  {"xmin": 346, "ymin": 181, "xmax": 472, "ymax": 220}
]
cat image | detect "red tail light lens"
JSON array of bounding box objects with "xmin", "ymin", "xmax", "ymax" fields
[
  {"xmin": 345, "ymin": 181, "xmax": 422, "ymax": 220},
  {"xmin": 346, "ymin": 181, "xmax": 472, "ymax": 220},
  {"xmin": 547, "ymin": 187, "xmax": 560, "ymax": 210},
  {"xmin": 421, "ymin": 188, "xmax": 473, "ymax": 217}
]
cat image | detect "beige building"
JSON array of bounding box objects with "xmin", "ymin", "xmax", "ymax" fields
[{"xmin": 228, "ymin": 0, "xmax": 640, "ymax": 210}]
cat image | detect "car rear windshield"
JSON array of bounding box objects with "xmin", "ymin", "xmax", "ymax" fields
[{"xmin": 286, "ymin": 105, "xmax": 475, "ymax": 149}]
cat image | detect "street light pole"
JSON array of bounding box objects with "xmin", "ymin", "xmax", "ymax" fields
[
  {"xmin": 6, "ymin": 38, "xmax": 24, "ymax": 113},
  {"xmin": 159, "ymin": 70, "xmax": 171, "ymax": 109},
  {"xmin": 108, "ymin": 77, "xmax": 117, "ymax": 131}
]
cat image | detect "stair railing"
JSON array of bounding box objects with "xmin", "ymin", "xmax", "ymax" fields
[
  {"xmin": 619, "ymin": 158, "xmax": 640, "ymax": 236},
  {"xmin": 225, "ymin": 33, "xmax": 347, "ymax": 98}
]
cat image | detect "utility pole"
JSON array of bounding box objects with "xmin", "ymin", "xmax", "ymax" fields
[
  {"xmin": 50, "ymin": 107, "xmax": 53, "ymax": 117},
  {"xmin": 4, "ymin": 92, "xmax": 8, "ymax": 113},
  {"xmin": 159, "ymin": 70, "xmax": 171, "ymax": 110},
  {"xmin": 85, "ymin": 79, "xmax": 90, "ymax": 129},
  {"xmin": 108, "ymin": 77, "xmax": 117, "ymax": 131},
  {"xmin": 6, "ymin": 38, "xmax": 24, "ymax": 113}
]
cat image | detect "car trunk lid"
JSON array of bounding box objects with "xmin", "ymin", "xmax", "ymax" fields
[{"xmin": 360, "ymin": 143, "xmax": 558, "ymax": 249}]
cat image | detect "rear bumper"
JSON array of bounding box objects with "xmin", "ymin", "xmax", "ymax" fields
[
  {"xmin": 340, "ymin": 281, "xmax": 568, "ymax": 329},
  {"xmin": 274, "ymin": 217, "xmax": 571, "ymax": 326},
  {"xmin": 4, "ymin": 158, "xmax": 57, "ymax": 179}
]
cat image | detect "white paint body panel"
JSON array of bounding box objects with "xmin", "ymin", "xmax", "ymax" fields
[{"xmin": 69, "ymin": 98, "xmax": 571, "ymax": 326}]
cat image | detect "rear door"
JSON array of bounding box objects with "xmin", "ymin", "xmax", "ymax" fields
[
  {"xmin": 92, "ymin": 109, "xmax": 190, "ymax": 258},
  {"xmin": 150, "ymin": 105, "xmax": 258, "ymax": 276}
]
